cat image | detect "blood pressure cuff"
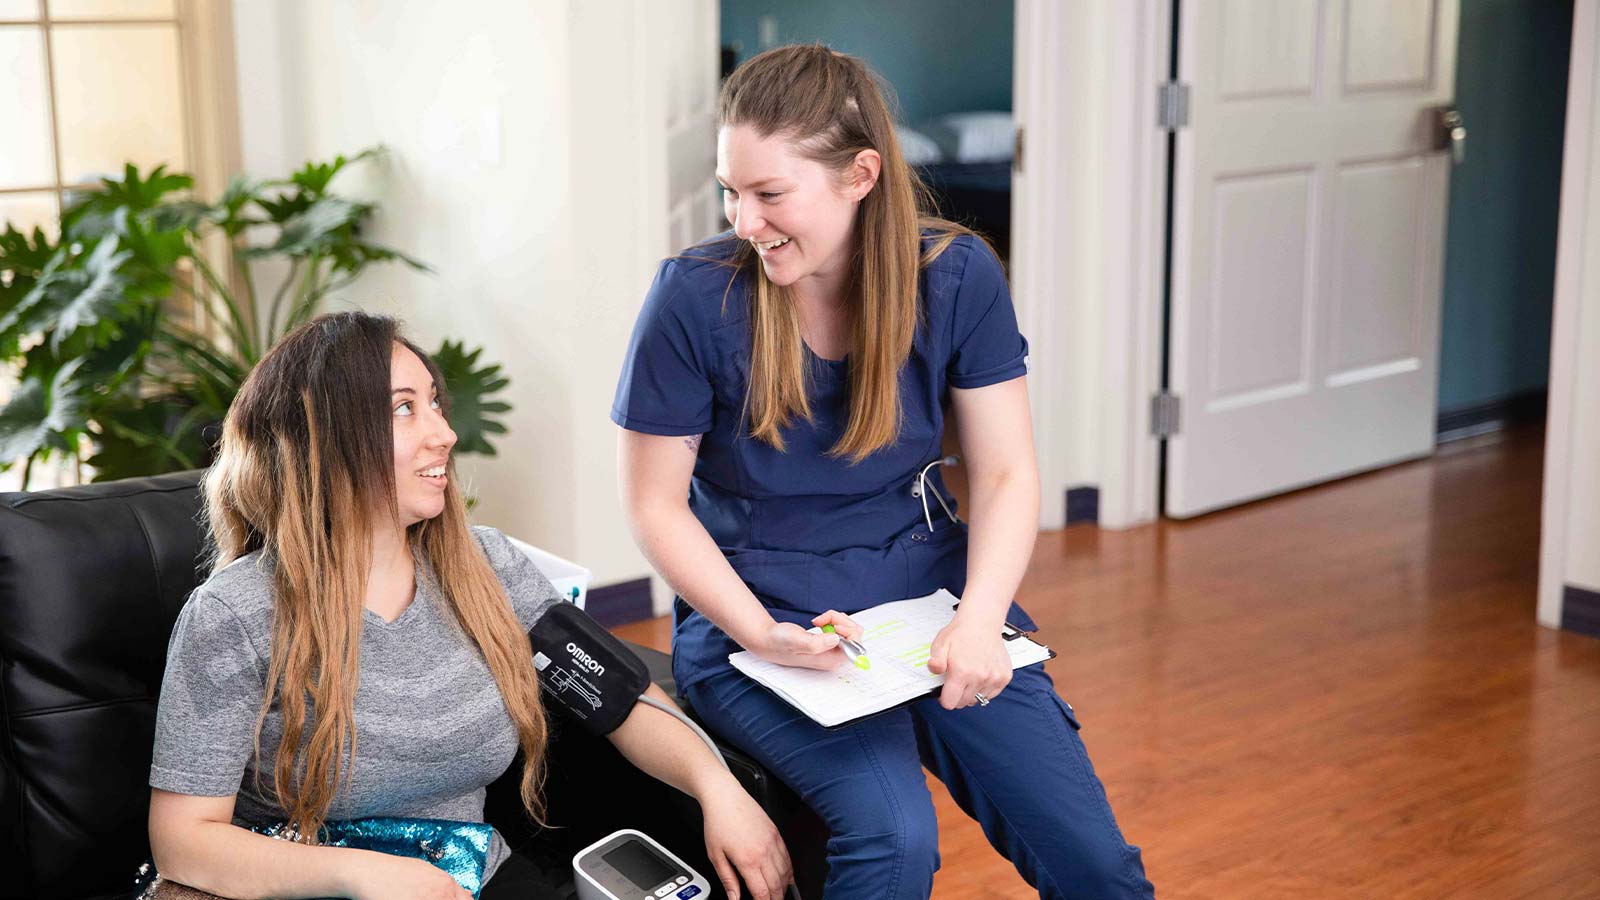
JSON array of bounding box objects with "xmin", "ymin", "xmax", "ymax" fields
[{"xmin": 529, "ymin": 601, "xmax": 651, "ymax": 736}]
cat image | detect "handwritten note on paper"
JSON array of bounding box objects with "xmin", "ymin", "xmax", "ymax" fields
[{"xmin": 728, "ymin": 589, "xmax": 1054, "ymax": 728}]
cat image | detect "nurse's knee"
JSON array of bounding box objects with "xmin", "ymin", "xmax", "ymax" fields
[
  {"xmin": 1043, "ymin": 841, "xmax": 1150, "ymax": 900},
  {"xmin": 830, "ymin": 803, "xmax": 939, "ymax": 881},
  {"xmin": 896, "ymin": 808, "xmax": 940, "ymax": 875}
]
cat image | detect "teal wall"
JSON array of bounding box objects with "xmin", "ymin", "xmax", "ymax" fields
[
  {"xmin": 719, "ymin": 0, "xmax": 1013, "ymax": 126},
  {"xmin": 1438, "ymin": 0, "xmax": 1572, "ymax": 412}
]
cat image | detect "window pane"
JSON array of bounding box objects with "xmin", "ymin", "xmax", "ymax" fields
[
  {"xmin": 0, "ymin": 1, "xmax": 40, "ymax": 20},
  {"xmin": 0, "ymin": 27, "xmax": 56, "ymax": 189},
  {"xmin": 51, "ymin": 24, "xmax": 186, "ymax": 183},
  {"xmin": 48, "ymin": 0, "xmax": 174, "ymax": 20},
  {"xmin": 0, "ymin": 190, "xmax": 59, "ymax": 238}
]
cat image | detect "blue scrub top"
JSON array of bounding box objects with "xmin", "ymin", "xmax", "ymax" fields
[{"xmin": 611, "ymin": 231, "xmax": 1032, "ymax": 689}]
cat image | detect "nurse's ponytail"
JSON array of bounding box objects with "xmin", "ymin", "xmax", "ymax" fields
[{"xmin": 715, "ymin": 44, "xmax": 992, "ymax": 462}]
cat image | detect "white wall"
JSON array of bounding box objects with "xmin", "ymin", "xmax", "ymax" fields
[
  {"xmin": 230, "ymin": 0, "xmax": 659, "ymax": 593},
  {"xmin": 1539, "ymin": 0, "xmax": 1600, "ymax": 627}
]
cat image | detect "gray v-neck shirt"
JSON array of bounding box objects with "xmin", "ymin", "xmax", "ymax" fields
[{"xmin": 150, "ymin": 526, "xmax": 560, "ymax": 879}]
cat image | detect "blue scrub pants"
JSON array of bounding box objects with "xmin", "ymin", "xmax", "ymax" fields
[{"xmin": 684, "ymin": 662, "xmax": 1155, "ymax": 900}]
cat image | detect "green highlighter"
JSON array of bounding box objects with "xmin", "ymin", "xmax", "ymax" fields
[{"xmin": 822, "ymin": 624, "xmax": 872, "ymax": 670}]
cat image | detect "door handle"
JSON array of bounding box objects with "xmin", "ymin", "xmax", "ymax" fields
[{"xmin": 1436, "ymin": 107, "xmax": 1466, "ymax": 165}]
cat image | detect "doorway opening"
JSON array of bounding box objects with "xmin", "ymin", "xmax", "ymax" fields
[{"xmin": 717, "ymin": 1, "xmax": 1017, "ymax": 262}]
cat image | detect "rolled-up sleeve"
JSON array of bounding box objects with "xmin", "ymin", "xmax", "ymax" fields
[
  {"xmin": 611, "ymin": 259, "xmax": 715, "ymax": 436},
  {"xmin": 946, "ymin": 241, "xmax": 1030, "ymax": 390}
]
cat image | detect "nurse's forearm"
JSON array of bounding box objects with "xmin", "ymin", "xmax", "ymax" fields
[
  {"xmin": 625, "ymin": 502, "xmax": 775, "ymax": 649},
  {"xmin": 957, "ymin": 466, "xmax": 1040, "ymax": 629}
]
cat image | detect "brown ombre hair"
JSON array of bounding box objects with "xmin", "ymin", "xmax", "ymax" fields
[
  {"xmin": 202, "ymin": 311, "xmax": 549, "ymax": 839},
  {"xmin": 714, "ymin": 44, "xmax": 995, "ymax": 462}
]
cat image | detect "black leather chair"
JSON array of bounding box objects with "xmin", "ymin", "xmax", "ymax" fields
[{"xmin": 0, "ymin": 471, "xmax": 827, "ymax": 900}]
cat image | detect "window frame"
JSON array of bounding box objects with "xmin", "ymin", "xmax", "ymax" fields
[{"xmin": 0, "ymin": 0, "xmax": 241, "ymax": 228}]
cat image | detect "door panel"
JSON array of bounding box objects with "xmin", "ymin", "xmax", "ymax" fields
[
  {"xmin": 1344, "ymin": 0, "xmax": 1439, "ymax": 91},
  {"xmin": 1209, "ymin": 169, "xmax": 1315, "ymax": 403},
  {"xmin": 1329, "ymin": 158, "xmax": 1427, "ymax": 374},
  {"xmin": 1166, "ymin": 0, "xmax": 1458, "ymax": 517},
  {"xmin": 1220, "ymin": 0, "xmax": 1319, "ymax": 99}
]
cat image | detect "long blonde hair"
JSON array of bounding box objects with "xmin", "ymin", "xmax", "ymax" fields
[
  {"xmin": 715, "ymin": 44, "xmax": 994, "ymax": 461},
  {"xmin": 202, "ymin": 312, "xmax": 549, "ymax": 839}
]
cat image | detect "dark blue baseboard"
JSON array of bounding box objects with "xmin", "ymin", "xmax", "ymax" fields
[
  {"xmin": 1437, "ymin": 389, "xmax": 1547, "ymax": 443},
  {"xmin": 586, "ymin": 577, "xmax": 654, "ymax": 627},
  {"xmin": 1065, "ymin": 486, "xmax": 1099, "ymax": 526},
  {"xmin": 1562, "ymin": 584, "xmax": 1600, "ymax": 640}
]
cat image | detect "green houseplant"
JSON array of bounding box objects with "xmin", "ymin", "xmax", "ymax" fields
[{"xmin": 0, "ymin": 149, "xmax": 510, "ymax": 488}]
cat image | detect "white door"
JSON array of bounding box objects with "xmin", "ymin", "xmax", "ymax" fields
[{"xmin": 1165, "ymin": 0, "xmax": 1461, "ymax": 517}]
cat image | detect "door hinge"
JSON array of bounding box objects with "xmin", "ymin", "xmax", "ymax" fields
[
  {"xmin": 1013, "ymin": 125, "xmax": 1025, "ymax": 173},
  {"xmin": 1151, "ymin": 391, "xmax": 1181, "ymax": 438},
  {"xmin": 1158, "ymin": 81, "xmax": 1190, "ymax": 130}
]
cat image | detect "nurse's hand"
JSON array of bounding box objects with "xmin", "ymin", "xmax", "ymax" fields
[
  {"xmin": 749, "ymin": 611, "xmax": 862, "ymax": 670},
  {"xmin": 810, "ymin": 609, "xmax": 865, "ymax": 644},
  {"xmin": 927, "ymin": 619, "xmax": 1012, "ymax": 710}
]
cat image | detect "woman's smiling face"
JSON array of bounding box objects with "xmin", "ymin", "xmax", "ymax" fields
[
  {"xmin": 390, "ymin": 343, "xmax": 457, "ymax": 528},
  {"xmin": 717, "ymin": 124, "xmax": 875, "ymax": 291}
]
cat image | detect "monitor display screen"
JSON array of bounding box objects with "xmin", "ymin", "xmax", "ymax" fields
[{"xmin": 603, "ymin": 839, "xmax": 677, "ymax": 888}]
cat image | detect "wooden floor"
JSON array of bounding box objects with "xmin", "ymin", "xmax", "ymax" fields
[{"xmin": 614, "ymin": 424, "xmax": 1600, "ymax": 899}]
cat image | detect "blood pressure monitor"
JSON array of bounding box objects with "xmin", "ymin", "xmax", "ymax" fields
[{"xmin": 574, "ymin": 829, "xmax": 711, "ymax": 900}]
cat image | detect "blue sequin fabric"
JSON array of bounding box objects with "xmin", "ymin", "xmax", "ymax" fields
[{"xmin": 134, "ymin": 816, "xmax": 495, "ymax": 899}]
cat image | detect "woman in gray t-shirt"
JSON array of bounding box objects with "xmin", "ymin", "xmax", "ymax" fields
[{"xmin": 149, "ymin": 312, "xmax": 791, "ymax": 900}]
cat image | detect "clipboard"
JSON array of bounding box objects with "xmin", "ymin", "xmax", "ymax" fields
[{"xmin": 727, "ymin": 590, "xmax": 1056, "ymax": 729}]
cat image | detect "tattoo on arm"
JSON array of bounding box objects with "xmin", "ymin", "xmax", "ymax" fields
[{"xmin": 683, "ymin": 434, "xmax": 703, "ymax": 454}]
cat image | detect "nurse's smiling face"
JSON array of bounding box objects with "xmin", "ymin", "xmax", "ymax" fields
[{"xmin": 717, "ymin": 124, "xmax": 879, "ymax": 292}]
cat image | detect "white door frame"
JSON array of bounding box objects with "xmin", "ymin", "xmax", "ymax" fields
[
  {"xmin": 1539, "ymin": 0, "xmax": 1597, "ymax": 630},
  {"xmin": 1011, "ymin": 0, "xmax": 1169, "ymax": 529}
]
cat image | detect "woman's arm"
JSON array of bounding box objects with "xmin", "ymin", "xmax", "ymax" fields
[
  {"xmin": 928, "ymin": 376, "xmax": 1041, "ymax": 709},
  {"xmin": 617, "ymin": 428, "xmax": 860, "ymax": 668},
  {"xmin": 148, "ymin": 790, "xmax": 470, "ymax": 900},
  {"xmin": 605, "ymin": 683, "xmax": 791, "ymax": 900},
  {"xmin": 147, "ymin": 595, "xmax": 469, "ymax": 899}
]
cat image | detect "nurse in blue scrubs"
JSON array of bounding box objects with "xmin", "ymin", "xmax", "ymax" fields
[{"xmin": 614, "ymin": 45, "xmax": 1155, "ymax": 900}]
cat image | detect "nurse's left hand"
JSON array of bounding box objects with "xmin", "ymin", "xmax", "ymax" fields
[{"xmin": 928, "ymin": 619, "xmax": 1012, "ymax": 710}]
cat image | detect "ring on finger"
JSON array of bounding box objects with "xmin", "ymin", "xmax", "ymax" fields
[{"xmin": 974, "ymin": 690, "xmax": 990, "ymax": 706}]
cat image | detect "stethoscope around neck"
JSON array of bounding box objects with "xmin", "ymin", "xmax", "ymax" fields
[{"xmin": 912, "ymin": 455, "xmax": 964, "ymax": 533}]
